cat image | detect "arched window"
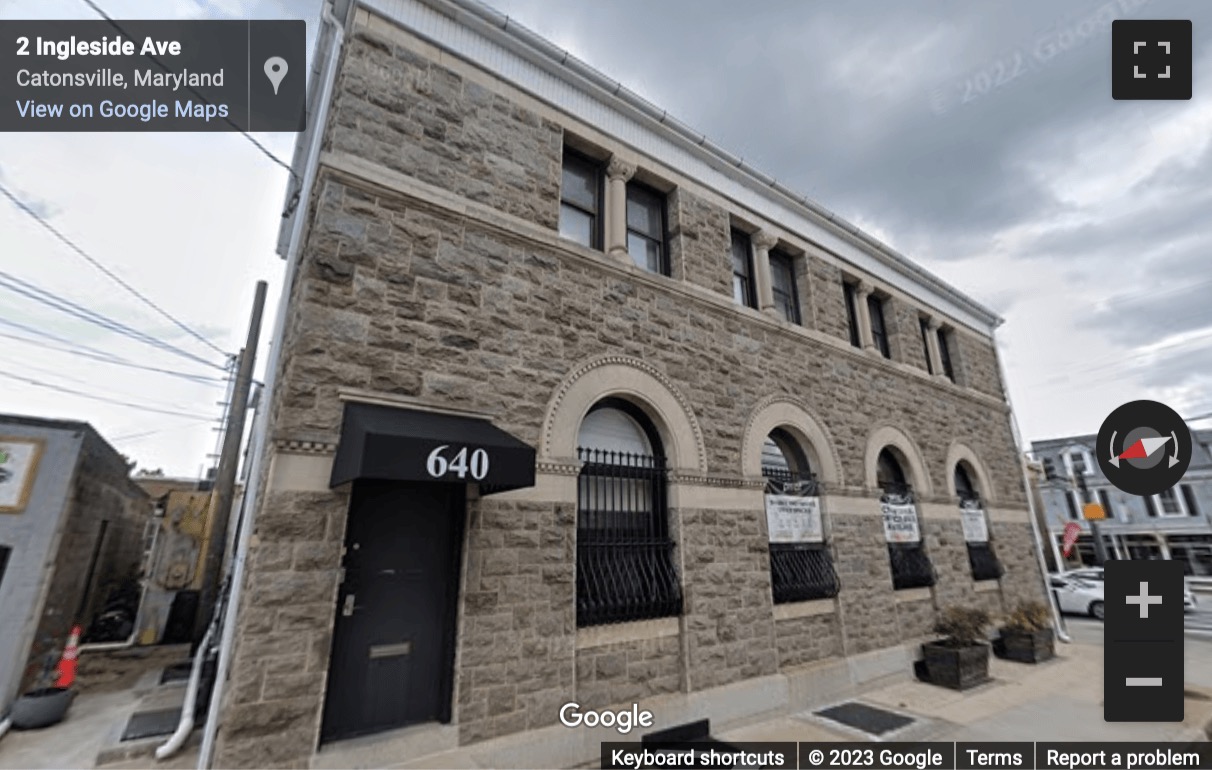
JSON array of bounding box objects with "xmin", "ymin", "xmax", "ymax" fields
[
  {"xmin": 761, "ymin": 429, "xmax": 838, "ymax": 604},
  {"xmin": 876, "ymin": 446, "xmax": 935, "ymax": 590},
  {"xmin": 576, "ymin": 398, "xmax": 682, "ymax": 627},
  {"xmin": 954, "ymin": 461, "xmax": 1003, "ymax": 581}
]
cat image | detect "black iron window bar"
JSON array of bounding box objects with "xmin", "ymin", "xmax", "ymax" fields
[
  {"xmin": 576, "ymin": 448, "xmax": 682, "ymax": 627},
  {"xmin": 883, "ymin": 484, "xmax": 937, "ymax": 590},
  {"xmin": 960, "ymin": 492, "xmax": 1004, "ymax": 581},
  {"xmin": 763, "ymin": 466, "xmax": 840, "ymax": 603}
]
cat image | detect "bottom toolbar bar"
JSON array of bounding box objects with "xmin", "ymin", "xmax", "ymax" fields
[{"xmin": 600, "ymin": 742, "xmax": 1212, "ymax": 770}]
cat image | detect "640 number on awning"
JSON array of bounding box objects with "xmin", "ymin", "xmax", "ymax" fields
[{"xmin": 426, "ymin": 445, "xmax": 490, "ymax": 481}]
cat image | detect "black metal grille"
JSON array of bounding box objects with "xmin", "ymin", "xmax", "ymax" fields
[
  {"xmin": 577, "ymin": 448, "xmax": 682, "ymax": 627},
  {"xmin": 889, "ymin": 544, "xmax": 936, "ymax": 589},
  {"xmin": 967, "ymin": 543, "xmax": 1003, "ymax": 581},
  {"xmin": 881, "ymin": 485, "xmax": 936, "ymax": 589},
  {"xmin": 763, "ymin": 466, "xmax": 839, "ymax": 603}
]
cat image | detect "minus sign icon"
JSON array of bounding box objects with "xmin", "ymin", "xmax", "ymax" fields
[{"xmin": 1125, "ymin": 677, "xmax": 1163, "ymax": 686}]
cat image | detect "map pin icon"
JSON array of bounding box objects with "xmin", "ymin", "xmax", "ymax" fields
[{"xmin": 264, "ymin": 56, "xmax": 288, "ymax": 95}]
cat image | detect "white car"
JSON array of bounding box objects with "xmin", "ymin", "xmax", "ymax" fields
[
  {"xmin": 1050, "ymin": 573, "xmax": 1106, "ymax": 619},
  {"xmin": 1061, "ymin": 566, "xmax": 1196, "ymax": 613}
]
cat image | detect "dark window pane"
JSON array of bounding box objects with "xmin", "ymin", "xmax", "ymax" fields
[
  {"xmin": 770, "ymin": 251, "xmax": 800, "ymax": 324},
  {"xmin": 559, "ymin": 204, "xmax": 594, "ymax": 248},
  {"xmin": 938, "ymin": 329, "xmax": 955, "ymax": 381},
  {"xmin": 1097, "ymin": 488, "xmax": 1114, "ymax": 519},
  {"xmin": 868, "ymin": 295, "xmax": 890, "ymax": 358},
  {"xmin": 730, "ymin": 230, "xmax": 756, "ymax": 308},
  {"xmin": 919, "ymin": 318, "xmax": 934, "ymax": 374},
  {"xmin": 625, "ymin": 185, "xmax": 663, "ymax": 240},
  {"xmin": 627, "ymin": 233, "xmax": 662, "ymax": 274},
  {"xmin": 1181, "ymin": 485, "xmax": 1200, "ymax": 516},
  {"xmin": 968, "ymin": 542, "xmax": 1003, "ymax": 581},
  {"xmin": 561, "ymin": 154, "xmax": 599, "ymax": 210},
  {"xmin": 889, "ymin": 543, "xmax": 936, "ymax": 589},
  {"xmin": 1065, "ymin": 491, "xmax": 1079, "ymax": 520},
  {"xmin": 843, "ymin": 283, "xmax": 860, "ymax": 347}
]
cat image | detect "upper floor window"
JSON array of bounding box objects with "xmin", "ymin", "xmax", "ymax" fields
[
  {"xmin": 843, "ymin": 282, "xmax": 861, "ymax": 348},
  {"xmin": 626, "ymin": 182, "xmax": 668, "ymax": 275},
  {"xmin": 937, "ymin": 327, "xmax": 955, "ymax": 382},
  {"xmin": 730, "ymin": 229, "xmax": 757, "ymax": 309},
  {"xmin": 769, "ymin": 250, "xmax": 801, "ymax": 325},
  {"xmin": 559, "ymin": 150, "xmax": 602, "ymax": 249},
  {"xmin": 868, "ymin": 294, "xmax": 890, "ymax": 358},
  {"xmin": 1097, "ymin": 488, "xmax": 1115, "ymax": 520},
  {"xmin": 919, "ymin": 318, "xmax": 934, "ymax": 374}
]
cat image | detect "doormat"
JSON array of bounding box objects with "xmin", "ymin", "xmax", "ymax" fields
[
  {"xmin": 814, "ymin": 702, "xmax": 914, "ymax": 736},
  {"xmin": 121, "ymin": 708, "xmax": 183, "ymax": 741},
  {"xmin": 159, "ymin": 662, "xmax": 192, "ymax": 684}
]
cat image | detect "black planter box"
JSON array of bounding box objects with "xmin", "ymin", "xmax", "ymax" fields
[
  {"xmin": 921, "ymin": 641, "xmax": 990, "ymax": 690},
  {"xmin": 996, "ymin": 627, "xmax": 1055, "ymax": 664}
]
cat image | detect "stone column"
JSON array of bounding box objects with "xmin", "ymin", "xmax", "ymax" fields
[
  {"xmin": 854, "ymin": 281, "xmax": 875, "ymax": 350},
  {"xmin": 925, "ymin": 317, "xmax": 945, "ymax": 376},
  {"xmin": 605, "ymin": 156, "xmax": 636, "ymax": 265},
  {"xmin": 752, "ymin": 230, "xmax": 779, "ymax": 316}
]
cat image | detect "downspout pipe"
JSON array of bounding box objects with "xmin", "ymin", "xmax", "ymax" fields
[
  {"xmin": 996, "ymin": 343, "xmax": 1071, "ymax": 643},
  {"xmin": 154, "ymin": 621, "xmax": 215, "ymax": 760},
  {"xmin": 195, "ymin": 4, "xmax": 346, "ymax": 768}
]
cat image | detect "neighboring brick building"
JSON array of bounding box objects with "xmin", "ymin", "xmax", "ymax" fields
[
  {"xmin": 0, "ymin": 415, "xmax": 151, "ymax": 709},
  {"xmin": 210, "ymin": 1, "xmax": 1048, "ymax": 766}
]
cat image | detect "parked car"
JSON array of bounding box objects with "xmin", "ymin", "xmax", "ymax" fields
[
  {"xmin": 1049, "ymin": 574, "xmax": 1105, "ymax": 620},
  {"xmin": 1063, "ymin": 566, "xmax": 1195, "ymax": 613}
]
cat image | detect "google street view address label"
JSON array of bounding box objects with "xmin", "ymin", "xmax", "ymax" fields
[{"xmin": 0, "ymin": 20, "xmax": 305, "ymax": 131}]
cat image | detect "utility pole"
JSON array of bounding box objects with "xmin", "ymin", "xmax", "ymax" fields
[
  {"xmin": 1073, "ymin": 470, "xmax": 1111, "ymax": 565},
  {"xmin": 194, "ymin": 281, "xmax": 268, "ymax": 643}
]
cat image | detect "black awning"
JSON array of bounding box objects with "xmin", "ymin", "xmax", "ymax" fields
[{"xmin": 329, "ymin": 402, "xmax": 536, "ymax": 494}]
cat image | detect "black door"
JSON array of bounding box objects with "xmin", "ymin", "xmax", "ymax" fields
[{"xmin": 320, "ymin": 481, "xmax": 465, "ymax": 743}]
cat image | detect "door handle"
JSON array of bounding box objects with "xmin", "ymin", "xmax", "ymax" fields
[{"xmin": 342, "ymin": 593, "xmax": 357, "ymax": 617}]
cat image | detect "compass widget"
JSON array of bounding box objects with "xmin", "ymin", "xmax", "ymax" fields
[{"xmin": 1097, "ymin": 400, "xmax": 1192, "ymax": 496}]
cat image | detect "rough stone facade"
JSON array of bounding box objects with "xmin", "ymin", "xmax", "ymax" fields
[{"xmin": 214, "ymin": 9, "xmax": 1048, "ymax": 768}]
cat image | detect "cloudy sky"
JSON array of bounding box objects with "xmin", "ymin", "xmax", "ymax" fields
[{"xmin": 2, "ymin": 0, "xmax": 1210, "ymax": 477}]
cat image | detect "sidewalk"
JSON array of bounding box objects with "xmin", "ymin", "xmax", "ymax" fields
[{"xmin": 719, "ymin": 621, "xmax": 1212, "ymax": 745}]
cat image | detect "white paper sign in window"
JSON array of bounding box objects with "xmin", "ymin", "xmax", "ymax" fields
[
  {"xmin": 960, "ymin": 502, "xmax": 990, "ymax": 543},
  {"xmin": 881, "ymin": 502, "xmax": 921, "ymax": 544},
  {"xmin": 765, "ymin": 494, "xmax": 823, "ymax": 543}
]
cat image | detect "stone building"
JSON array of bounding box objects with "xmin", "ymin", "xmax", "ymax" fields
[
  {"xmin": 1032, "ymin": 430, "xmax": 1212, "ymax": 575},
  {"xmin": 208, "ymin": 1, "xmax": 1048, "ymax": 766},
  {"xmin": 0, "ymin": 414, "xmax": 151, "ymax": 711}
]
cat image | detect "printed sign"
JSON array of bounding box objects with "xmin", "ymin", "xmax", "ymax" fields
[
  {"xmin": 0, "ymin": 438, "xmax": 44, "ymax": 512},
  {"xmin": 960, "ymin": 502, "xmax": 990, "ymax": 543},
  {"xmin": 881, "ymin": 502, "xmax": 920, "ymax": 544},
  {"xmin": 765, "ymin": 494, "xmax": 823, "ymax": 543}
]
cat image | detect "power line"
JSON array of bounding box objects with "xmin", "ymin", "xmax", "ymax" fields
[
  {"xmin": 78, "ymin": 0, "xmax": 298, "ymax": 186},
  {"xmin": 0, "ymin": 371, "xmax": 215, "ymax": 420},
  {"xmin": 0, "ymin": 324, "xmax": 227, "ymax": 386},
  {"xmin": 112, "ymin": 418, "xmax": 219, "ymax": 443},
  {"xmin": 0, "ymin": 180, "xmax": 229, "ymax": 357},
  {"xmin": 0, "ymin": 270, "xmax": 228, "ymax": 371},
  {"xmin": 17, "ymin": 359, "xmax": 210, "ymax": 414}
]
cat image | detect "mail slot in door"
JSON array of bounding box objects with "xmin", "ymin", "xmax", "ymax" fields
[{"xmin": 368, "ymin": 641, "xmax": 412, "ymax": 659}]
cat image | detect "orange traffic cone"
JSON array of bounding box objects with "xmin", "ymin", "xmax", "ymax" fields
[{"xmin": 55, "ymin": 625, "xmax": 81, "ymax": 688}]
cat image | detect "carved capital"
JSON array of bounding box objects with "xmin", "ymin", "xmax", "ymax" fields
[
  {"xmin": 752, "ymin": 230, "xmax": 779, "ymax": 252},
  {"xmin": 605, "ymin": 155, "xmax": 637, "ymax": 182},
  {"xmin": 856, "ymin": 280, "xmax": 873, "ymax": 296},
  {"xmin": 926, "ymin": 317, "xmax": 941, "ymax": 332}
]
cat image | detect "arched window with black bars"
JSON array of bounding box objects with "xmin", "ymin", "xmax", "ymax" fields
[
  {"xmin": 956, "ymin": 463, "xmax": 1003, "ymax": 581},
  {"xmin": 878, "ymin": 448, "xmax": 936, "ymax": 590},
  {"xmin": 762, "ymin": 429, "xmax": 840, "ymax": 603},
  {"xmin": 575, "ymin": 398, "xmax": 682, "ymax": 627}
]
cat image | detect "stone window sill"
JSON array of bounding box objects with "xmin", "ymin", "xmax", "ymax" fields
[
  {"xmin": 974, "ymin": 580, "xmax": 1001, "ymax": 593},
  {"xmin": 773, "ymin": 598, "xmax": 837, "ymax": 621},
  {"xmin": 575, "ymin": 616, "xmax": 679, "ymax": 650},
  {"xmin": 893, "ymin": 586, "xmax": 933, "ymax": 603}
]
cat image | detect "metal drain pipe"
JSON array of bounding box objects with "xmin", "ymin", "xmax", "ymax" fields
[{"xmin": 154, "ymin": 622, "xmax": 214, "ymax": 760}]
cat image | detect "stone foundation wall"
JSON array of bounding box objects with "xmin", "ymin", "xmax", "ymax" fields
[
  {"xmin": 992, "ymin": 520, "xmax": 1049, "ymax": 608},
  {"xmin": 829, "ymin": 513, "xmax": 901, "ymax": 655},
  {"xmin": 774, "ymin": 610, "xmax": 843, "ymax": 669},
  {"xmin": 680, "ymin": 507, "xmax": 778, "ymax": 691},
  {"xmin": 456, "ymin": 496, "xmax": 576, "ymax": 744},
  {"xmin": 895, "ymin": 597, "xmax": 937, "ymax": 640},
  {"xmin": 575, "ymin": 634, "xmax": 682, "ymax": 709}
]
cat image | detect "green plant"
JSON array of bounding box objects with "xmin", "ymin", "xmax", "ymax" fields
[
  {"xmin": 1003, "ymin": 601, "xmax": 1050, "ymax": 633},
  {"xmin": 933, "ymin": 606, "xmax": 990, "ymax": 646}
]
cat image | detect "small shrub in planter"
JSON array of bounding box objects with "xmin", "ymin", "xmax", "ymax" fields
[
  {"xmin": 921, "ymin": 606, "xmax": 991, "ymax": 690},
  {"xmin": 996, "ymin": 601, "xmax": 1055, "ymax": 663}
]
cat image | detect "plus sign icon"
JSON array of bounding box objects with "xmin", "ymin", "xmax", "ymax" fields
[{"xmin": 1112, "ymin": 20, "xmax": 1193, "ymax": 100}]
